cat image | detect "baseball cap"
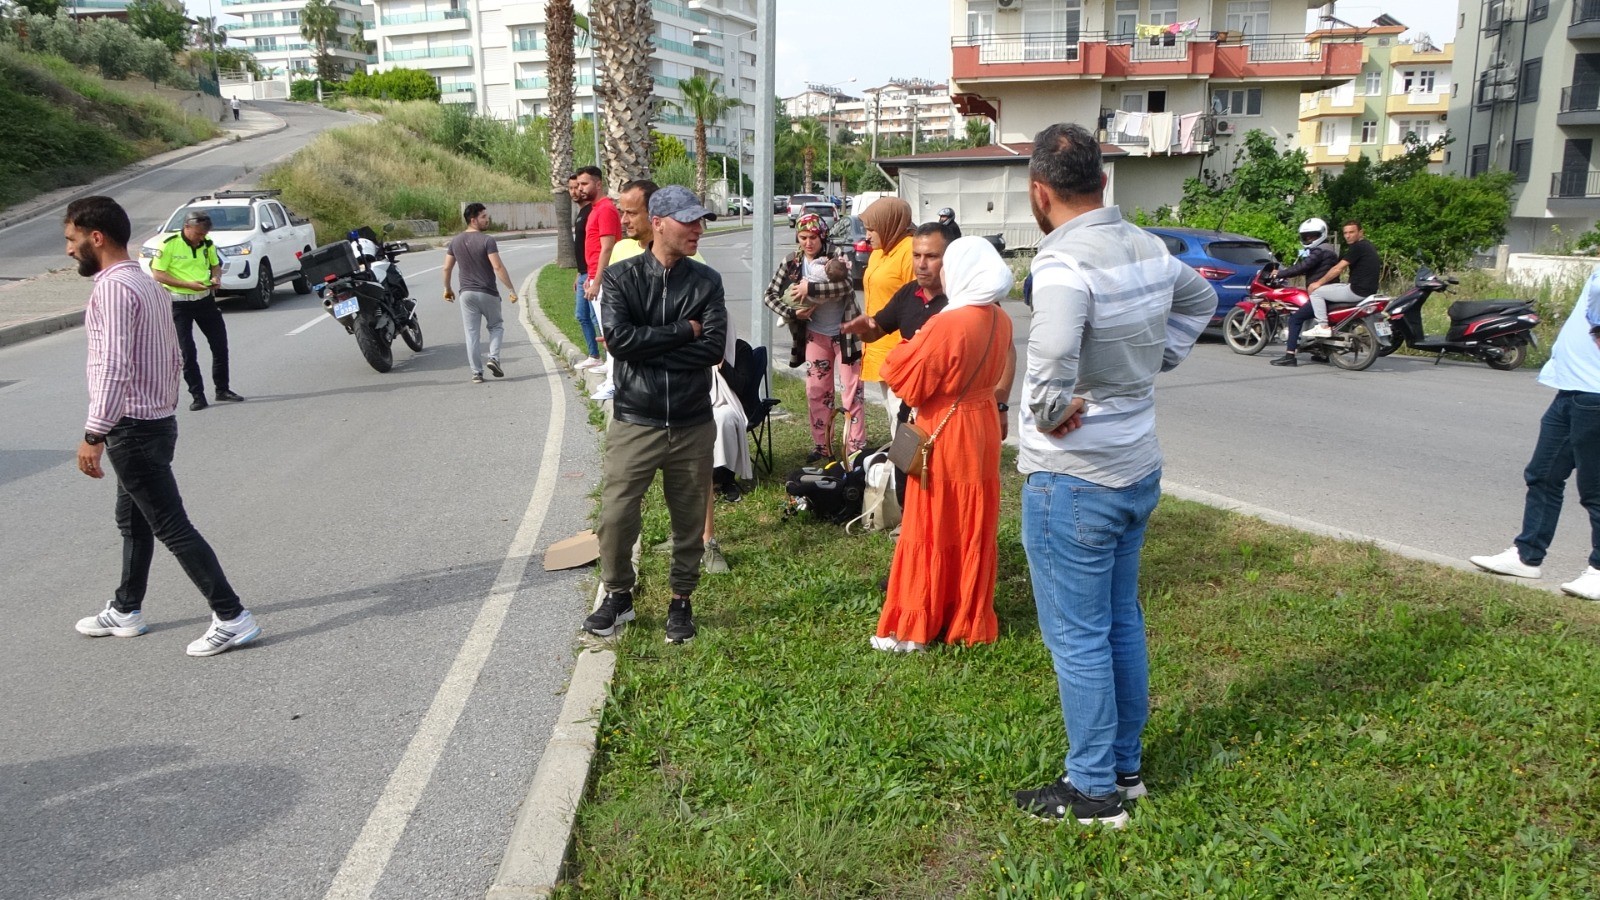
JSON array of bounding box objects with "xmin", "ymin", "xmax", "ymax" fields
[
  {"xmin": 184, "ymin": 210, "xmax": 213, "ymax": 226},
  {"xmin": 648, "ymin": 185, "xmax": 718, "ymax": 223}
]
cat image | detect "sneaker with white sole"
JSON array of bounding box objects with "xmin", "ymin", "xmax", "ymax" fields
[
  {"xmin": 1014, "ymin": 776, "xmax": 1129, "ymax": 828},
  {"xmin": 575, "ymin": 356, "xmax": 604, "ymax": 370},
  {"xmin": 1469, "ymin": 547, "xmax": 1541, "ymax": 579},
  {"xmin": 590, "ymin": 381, "xmax": 615, "ymax": 401},
  {"xmin": 1303, "ymin": 323, "xmax": 1333, "ymax": 339},
  {"xmin": 584, "ymin": 590, "xmax": 635, "ymax": 637},
  {"xmin": 664, "ymin": 597, "xmax": 696, "ymax": 644},
  {"xmin": 702, "ymin": 539, "xmax": 730, "ymax": 574},
  {"xmin": 76, "ymin": 605, "xmax": 148, "ymax": 638},
  {"xmin": 186, "ymin": 610, "xmax": 261, "ymax": 657},
  {"xmin": 486, "ymin": 357, "xmax": 504, "ymax": 378},
  {"xmin": 1561, "ymin": 566, "xmax": 1600, "ymax": 600},
  {"xmin": 1116, "ymin": 771, "xmax": 1148, "ymax": 801}
]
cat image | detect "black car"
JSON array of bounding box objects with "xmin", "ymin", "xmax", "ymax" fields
[{"xmin": 828, "ymin": 215, "xmax": 871, "ymax": 288}]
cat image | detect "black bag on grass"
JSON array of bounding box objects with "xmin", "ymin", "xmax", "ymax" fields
[{"xmin": 783, "ymin": 452, "xmax": 866, "ymax": 524}]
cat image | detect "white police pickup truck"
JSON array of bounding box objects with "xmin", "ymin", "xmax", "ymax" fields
[{"xmin": 139, "ymin": 189, "xmax": 317, "ymax": 309}]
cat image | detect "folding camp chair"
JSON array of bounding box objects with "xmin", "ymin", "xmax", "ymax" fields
[{"xmin": 730, "ymin": 339, "xmax": 781, "ymax": 474}]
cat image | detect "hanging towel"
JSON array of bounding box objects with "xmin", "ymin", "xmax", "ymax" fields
[
  {"xmin": 1135, "ymin": 23, "xmax": 1166, "ymax": 39},
  {"xmin": 1147, "ymin": 111, "xmax": 1175, "ymax": 154},
  {"xmin": 1167, "ymin": 18, "xmax": 1199, "ymax": 36},
  {"xmin": 1178, "ymin": 112, "xmax": 1202, "ymax": 152},
  {"xmin": 1112, "ymin": 110, "xmax": 1131, "ymax": 140},
  {"xmin": 1125, "ymin": 111, "xmax": 1149, "ymax": 138}
]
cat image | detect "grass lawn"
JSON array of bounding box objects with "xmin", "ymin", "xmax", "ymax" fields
[{"xmin": 533, "ymin": 263, "xmax": 1600, "ymax": 897}]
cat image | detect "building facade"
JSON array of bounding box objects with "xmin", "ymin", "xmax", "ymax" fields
[
  {"xmin": 223, "ymin": 0, "xmax": 372, "ymax": 78},
  {"xmin": 1298, "ymin": 26, "xmax": 1451, "ymax": 174},
  {"xmin": 1448, "ymin": 0, "xmax": 1600, "ymax": 251},
  {"xmin": 785, "ymin": 81, "xmax": 967, "ymax": 147},
  {"xmin": 946, "ymin": 0, "xmax": 1361, "ymax": 219},
  {"xmin": 362, "ymin": 0, "xmax": 760, "ymax": 158}
]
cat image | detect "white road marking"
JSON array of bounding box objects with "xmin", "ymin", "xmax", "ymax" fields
[
  {"xmin": 321, "ymin": 324, "xmax": 566, "ymax": 900},
  {"xmin": 286, "ymin": 314, "xmax": 327, "ymax": 335}
]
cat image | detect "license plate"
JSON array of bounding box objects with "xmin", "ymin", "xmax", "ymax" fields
[
  {"xmin": 1373, "ymin": 321, "xmax": 1392, "ymax": 337},
  {"xmin": 333, "ymin": 297, "xmax": 360, "ymax": 318}
]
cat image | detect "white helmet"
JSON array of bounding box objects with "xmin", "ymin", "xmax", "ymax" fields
[{"xmin": 1297, "ymin": 217, "xmax": 1329, "ymax": 249}]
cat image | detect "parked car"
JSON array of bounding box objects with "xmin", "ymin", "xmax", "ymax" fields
[
  {"xmin": 773, "ymin": 195, "xmax": 789, "ymax": 214},
  {"xmin": 828, "ymin": 214, "xmax": 871, "ymax": 288},
  {"xmin": 725, "ymin": 196, "xmax": 754, "ymax": 215},
  {"xmin": 138, "ymin": 189, "xmax": 317, "ymax": 310},
  {"xmin": 787, "ymin": 193, "xmax": 826, "ymax": 225},
  {"xmin": 1141, "ymin": 226, "xmax": 1278, "ymax": 327},
  {"xmin": 798, "ymin": 201, "xmax": 838, "ymax": 233}
]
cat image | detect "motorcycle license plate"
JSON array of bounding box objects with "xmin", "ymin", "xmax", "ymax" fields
[
  {"xmin": 333, "ymin": 297, "xmax": 360, "ymax": 318},
  {"xmin": 1373, "ymin": 321, "xmax": 1392, "ymax": 337}
]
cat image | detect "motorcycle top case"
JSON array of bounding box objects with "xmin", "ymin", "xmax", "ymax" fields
[{"xmin": 299, "ymin": 241, "xmax": 359, "ymax": 287}]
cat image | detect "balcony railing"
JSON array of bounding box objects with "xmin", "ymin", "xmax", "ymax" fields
[
  {"xmin": 515, "ymin": 75, "xmax": 596, "ymax": 89},
  {"xmin": 1552, "ymin": 170, "xmax": 1600, "ymax": 198},
  {"xmin": 1562, "ymin": 84, "xmax": 1600, "ymax": 111},
  {"xmin": 385, "ymin": 46, "xmax": 472, "ymax": 61},
  {"xmin": 1575, "ymin": 0, "xmax": 1600, "ymax": 24},
  {"xmin": 1117, "ymin": 35, "xmax": 1191, "ymax": 62},
  {"xmin": 438, "ymin": 82, "xmax": 475, "ymax": 94},
  {"xmin": 652, "ymin": 36, "xmax": 723, "ymax": 66},
  {"xmin": 226, "ymin": 17, "xmax": 361, "ymax": 31},
  {"xmin": 512, "ymin": 38, "xmax": 544, "ymax": 51},
  {"xmin": 651, "ymin": 0, "xmax": 708, "ymax": 25},
  {"xmin": 1245, "ymin": 34, "xmax": 1321, "ymax": 63},
  {"xmin": 954, "ymin": 30, "xmax": 1086, "ymax": 64},
  {"xmin": 380, "ymin": 10, "xmax": 468, "ymax": 26}
]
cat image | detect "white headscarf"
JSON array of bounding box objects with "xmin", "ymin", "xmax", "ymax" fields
[{"xmin": 940, "ymin": 235, "xmax": 1013, "ymax": 312}]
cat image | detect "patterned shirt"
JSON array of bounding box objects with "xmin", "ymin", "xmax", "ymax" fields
[
  {"xmin": 1019, "ymin": 206, "xmax": 1216, "ymax": 487},
  {"xmin": 84, "ymin": 260, "xmax": 182, "ymax": 433}
]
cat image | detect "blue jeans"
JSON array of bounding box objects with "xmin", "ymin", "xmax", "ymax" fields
[
  {"xmin": 1021, "ymin": 468, "xmax": 1162, "ymax": 797},
  {"xmin": 575, "ymin": 273, "xmax": 599, "ymax": 357},
  {"xmin": 104, "ymin": 416, "xmax": 242, "ymax": 619},
  {"xmin": 1515, "ymin": 390, "xmax": 1600, "ymax": 568}
]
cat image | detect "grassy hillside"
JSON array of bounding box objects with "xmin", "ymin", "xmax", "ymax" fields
[
  {"xmin": 260, "ymin": 115, "xmax": 547, "ymax": 244},
  {"xmin": 0, "ymin": 46, "xmax": 219, "ymax": 211}
]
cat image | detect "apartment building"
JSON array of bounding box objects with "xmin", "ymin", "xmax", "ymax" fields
[
  {"xmin": 224, "ymin": 0, "xmax": 372, "ymax": 78},
  {"xmin": 365, "ymin": 0, "xmax": 760, "ymax": 157},
  {"xmin": 785, "ymin": 81, "xmax": 966, "ymax": 145},
  {"xmin": 941, "ymin": 0, "xmax": 1361, "ymax": 228},
  {"xmin": 1449, "ymin": 0, "xmax": 1600, "ymax": 251},
  {"xmin": 1298, "ymin": 23, "xmax": 1451, "ymax": 175}
]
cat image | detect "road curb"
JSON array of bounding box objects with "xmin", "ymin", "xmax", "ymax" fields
[
  {"xmin": 486, "ymin": 647, "xmax": 615, "ymax": 899},
  {"xmin": 0, "ymin": 308, "xmax": 85, "ymax": 349}
]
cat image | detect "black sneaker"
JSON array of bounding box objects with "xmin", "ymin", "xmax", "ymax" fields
[
  {"xmin": 1116, "ymin": 771, "xmax": 1147, "ymax": 801},
  {"xmin": 190, "ymin": 395, "xmax": 209, "ymax": 411},
  {"xmin": 664, "ymin": 597, "xmax": 696, "ymax": 644},
  {"xmin": 583, "ymin": 591, "xmax": 635, "ymax": 637},
  {"xmin": 485, "ymin": 357, "xmax": 504, "ymax": 378},
  {"xmin": 1269, "ymin": 353, "xmax": 1298, "ymax": 367},
  {"xmin": 1014, "ymin": 776, "xmax": 1129, "ymax": 828},
  {"xmin": 215, "ymin": 389, "xmax": 245, "ymax": 402}
]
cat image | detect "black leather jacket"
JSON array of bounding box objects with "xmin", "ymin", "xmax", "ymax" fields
[
  {"xmin": 600, "ymin": 251, "xmax": 728, "ymax": 429},
  {"xmin": 1278, "ymin": 244, "xmax": 1338, "ymax": 284}
]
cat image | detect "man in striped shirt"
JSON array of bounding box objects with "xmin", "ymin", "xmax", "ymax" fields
[
  {"xmin": 1012, "ymin": 124, "xmax": 1215, "ymax": 829},
  {"xmin": 67, "ymin": 196, "xmax": 261, "ymax": 658}
]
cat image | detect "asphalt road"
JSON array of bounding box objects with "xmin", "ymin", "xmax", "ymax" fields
[
  {"xmin": 699, "ymin": 224, "xmax": 1595, "ymax": 588},
  {"xmin": 0, "ymin": 236, "xmax": 602, "ymax": 899},
  {"xmin": 0, "ymin": 100, "xmax": 356, "ymax": 281}
]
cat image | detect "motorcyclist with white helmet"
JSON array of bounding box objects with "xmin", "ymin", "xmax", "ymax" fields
[{"xmin": 1269, "ymin": 218, "xmax": 1341, "ymax": 367}]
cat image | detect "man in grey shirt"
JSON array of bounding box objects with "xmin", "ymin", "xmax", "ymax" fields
[
  {"xmin": 443, "ymin": 203, "xmax": 520, "ymax": 383},
  {"xmin": 1012, "ymin": 123, "xmax": 1215, "ymax": 829}
]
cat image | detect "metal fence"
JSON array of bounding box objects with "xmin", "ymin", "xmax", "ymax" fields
[{"xmin": 1551, "ymin": 170, "xmax": 1600, "ymax": 198}]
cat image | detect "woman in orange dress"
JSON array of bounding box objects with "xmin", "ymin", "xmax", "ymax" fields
[
  {"xmin": 857, "ymin": 198, "xmax": 915, "ymax": 429},
  {"xmin": 872, "ymin": 236, "xmax": 1014, "ymax": 652}
]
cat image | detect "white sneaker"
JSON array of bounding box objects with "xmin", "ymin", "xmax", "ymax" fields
[
  {"xmin": 76, "ymin": 605, "xmax": 148, "ymax": 638},
  {"xmin": 1302, "ymin": 323, "xmax": 1333, "ymax": 339},
  {"xmin": 575, "ymin": 356, "xmax": 603, "ymax": 371},
  {"xmin": 590, "ymin": 380, "xmax": 615, "ymax": 401},
  {"xmin": 1561, "ymin": 567, "xmax": 1600, "ymax": 600},
  {"xmin": 702, "ymin": 539, "xmax": 730, "ymax": 574},
  {"xmin": 186, "ymin": 610, "xmax": 261, "ymax": 657},
  {"xmin": 1469, "ymin": 547, "xmax": 1541, "ymax": 579}
]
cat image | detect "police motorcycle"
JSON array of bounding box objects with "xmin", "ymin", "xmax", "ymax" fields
[{"xmin": 298, "ymin": 225, "xmax": 423, "ymax": 372}]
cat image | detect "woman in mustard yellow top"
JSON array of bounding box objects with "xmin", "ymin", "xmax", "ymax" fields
[{"xmin": 858, "ymin": 198, "xmax": 915, "ymax": 429}]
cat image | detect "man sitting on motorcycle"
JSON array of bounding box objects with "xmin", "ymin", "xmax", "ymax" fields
[{"xmin": 1269, "ymin": 218, "xmax": 1340, "ymax": 368}]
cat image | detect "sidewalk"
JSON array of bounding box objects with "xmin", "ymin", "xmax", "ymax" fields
[{"xmin": 0, "ymin": 106, "xmax": 289, "ymax": 349}]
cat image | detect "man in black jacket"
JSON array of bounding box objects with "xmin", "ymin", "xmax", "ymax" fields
[{"xmin": 585, "ymin": 185, "xmax": 728, "ymax": 643}]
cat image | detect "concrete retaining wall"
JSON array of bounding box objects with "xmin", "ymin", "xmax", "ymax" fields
[
  {"xmin": 1506, "ymin": 253, "xmax": 1597, "ymax": 288},
  {"xmin": 475, "ymin": 202, "xmax": 559, "ymax": 231}
]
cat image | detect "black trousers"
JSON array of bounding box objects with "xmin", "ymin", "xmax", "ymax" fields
[
  {"xmin": 1284, "ymin": 302, "xmax": 1315, "ymax": 353},
  {"xmin": 172, "ymin": 296, "xmax": 230, "ymax": 398},
  {"xmin": 105, "ymin": 416, "xmax": 242, "ymax": 619}
]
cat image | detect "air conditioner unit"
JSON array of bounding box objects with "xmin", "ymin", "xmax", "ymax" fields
[
  {"xmin": 997, "ymin": 0, "xmax": 1020, "ymax": 9},
  {"xmin": 1487, "ymin": 52, "xmax": 1506, "ymax": 69},
  {"xmin": 1494, "ymin": 80, "xmax": 1519, "ymax": 101},
  {"xmin": 1214, "ymin": 119, "xmax": 1235, "ymax": 135}
]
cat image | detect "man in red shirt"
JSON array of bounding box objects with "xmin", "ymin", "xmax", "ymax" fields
[
  {"xmin": 66, "ymin": 196, "xmax": 260, "ymax": 658},
  {"xmin": 577, "ymin": 167, "xmax": 621, "ymax": 383}
]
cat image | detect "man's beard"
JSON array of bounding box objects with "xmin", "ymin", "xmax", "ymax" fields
[
  {"xmin": 74, "ymin": 242, "xmax": 101, "ymax": 277},
  {"xmin": 1030, "ymin": 194, "xmax": 1052, "ymax": 235}
]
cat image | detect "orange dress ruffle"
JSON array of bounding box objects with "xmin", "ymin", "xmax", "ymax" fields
[{"xmin": 875, "ymin": 304, "xmax": 1012, "ymax": 646}]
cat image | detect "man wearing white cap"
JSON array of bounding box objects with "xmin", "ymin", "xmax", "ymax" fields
[{"xmin": 584, "ymin": 185, "xmax": 728, "ymax": 644}]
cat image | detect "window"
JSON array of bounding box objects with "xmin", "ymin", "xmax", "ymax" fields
[
  {"xmin": 266, "ymin": 203, "xmax": 288, "ymax": 229},
  {"xmin": 1317, "ymin": 120, "xmax": 1336, "ymax": 145},
  {"xmin": 1225, "ymin": 0, "xmax": 1270, "ymax": 35},
  {"xmin": 1363, "ymin": 70, "xmax": 1381, "ymax": 95},
  {"xmin": 1392, "ymin": 118, "xmax": 1434, "ymax": 145},
  {"xmin": 1212, "ymin": 88, "xmax": 1263, "ymax": 116},
  {"xmin": 966, "ymin": 0, "xmax": 995, "ymax": 38},
  {"xmin": 1476, "ymin": 71, "xmax": 1494, "ymax": 107},
  {"xmin": 1520, "ymin": 58, "xmax": 1541, "ymax": 103},
  {"xmin": 1148, "ymin": 0, "xmax": 1178, "ymax": 26},
  {"xmin": 1022, "ymin": 0, "xmax": 1081, "ymax": 59},
  {"xmin": 1530, "ymin": 0, "xmax": 1549, "ymax": 21},
  {"xmin": 1469, "ymin": 143, "xmax": 1489, "ymax": 176},
  {"xmin": 1114, "ymin": 0, "xmax": 1137, "ymax": 38},
  {"xmin": 1511, "ymin": 139, "xmax": 1534, "ymax": 182},
  {"xmin": 1400, "ymin": 69, "xmax": 1437, "ymax": 94},
  {"xmin": 1120, "ymin": 92, "xmax": 1145, "ymax": 112},
  {"xmin": 1360, "ymin": 120, "xmax": 1377, "ymax": 143}
]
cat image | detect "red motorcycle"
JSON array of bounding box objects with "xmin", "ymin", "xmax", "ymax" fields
[{"xmin": 1222, "ymin": 267, "xmax": 1391, "ymax": 371}]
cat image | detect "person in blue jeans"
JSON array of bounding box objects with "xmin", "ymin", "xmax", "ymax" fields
[
  {"xmin": 1013, "ymin": 124, "xmax": 1216, "ymax": 828},
  {"xmin": 1471, "ymin": 265, "xmax": 1600, "ymax": 600},
  {"xmin": 569, "ymin": 171, "xmax": 603, "ymax": 369}
]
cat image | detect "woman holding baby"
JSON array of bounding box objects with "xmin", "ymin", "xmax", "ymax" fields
[{"xmin": 761, "ymin": 212, "xmax": 866, "ymax": 461}]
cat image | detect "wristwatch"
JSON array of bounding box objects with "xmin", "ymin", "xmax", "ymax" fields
[
  {"xmin": 84, "ymin": 431, "xmax": 106, "ymax": 445},
  {"xmin": 996, "ymin": 402, "xmax": 1010, "ymax": 413}
]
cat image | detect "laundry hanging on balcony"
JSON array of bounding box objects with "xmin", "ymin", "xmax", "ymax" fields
[
  {"xmin": 1148, "ymin": 111, "xmax": 1175, "ymax": 154},
  {"xmin": 1167, "ymin": 18, "xmax": 1199, "ymax": 36},
  {"xmin": 1178, "ymin": 112, "xmax": 1204, "ymax": 152},
  {"xmin": 1135, "ymin": 23, "xmax": 1167, "ymax": 39}
]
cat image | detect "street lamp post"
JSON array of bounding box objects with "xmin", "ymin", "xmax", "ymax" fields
[{"xmin": 806, "ymin": 78, "xmax": 855, "ymax": 199}]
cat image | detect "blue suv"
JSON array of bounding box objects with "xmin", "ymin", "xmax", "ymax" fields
[{"xmin": 1142, "ymin": 227, "xmax": 1278, "ymax": 328}]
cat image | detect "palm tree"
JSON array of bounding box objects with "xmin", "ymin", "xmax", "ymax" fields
[
  {"xmin": 298, "ymin": 0, "xmax": 342, "ymax": 82},
  {"xmin": 670, "ymin": 75, "xmax": 740, "ymax": 204},
  {"xmin": 779, "ymin": 118, "xmax": 828, "ymax": 193},
  {"xmin": 590, "ymin": 0, "xmax": 655, "ymax": 183},
  {"xmin": 547, "ymin": 0, "xmax": 577, "ymax": 267},
  {"xmin": 191, "ymin": 15, "xmax": 227, "ymax": 50}
]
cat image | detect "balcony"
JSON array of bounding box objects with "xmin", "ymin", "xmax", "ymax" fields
[
  {"xmin": 1298, "ymin": 92, "xmax": 1361, "ymax": 120},
  {"xmin": 1212, "ymin": 37, "xmax": 1361, "ymax": 86},
  {"xmin": 514, "ymin": 75, "xmax": 596, "ymax": 90},
  {"xmin": 952, "ymin": 31, "xmax": 1359, "ymax": 86},
  {"xmin": 1386, "ymin": 91, "xmax": 1449, "ymax": 115},
  {"xmin": 1550, "ymin": 170, "xmax": 1600, "ymax": 213},
  {"xmin": 951, "ymin": 32, "xmax": 1105, "ymax": 79},
  {"xmin": 1104, "ymin": 109, "xmax": 1213, "ymax": 156},
  {"xmin": 439, "ymin": 83, "xmax": 475, "ymax": 104},
  {"xmin": 380, "ymin": 9, "xmax": 468, "ymax": 35},
  {"xmin": 1559, "ymin": 84, "xmax": 1600, "ymax": 126},
  {"xmin": 383, "ymin": 45, "xmax": 472, "ymax": 68},
  {"xmin": 511, "ymin": 38, "xmax": 544, "ymax": 52},
  {"xmin": 653, "ymin": 36, "xmax": 723, "ymax": 66},
  {"xmin": 1572, "ymin": 0, "xmax": 1600, "ymax": 40},
  {"xmin": 651, "ymin": 0, "xmax": 708, "ymax": 25}
]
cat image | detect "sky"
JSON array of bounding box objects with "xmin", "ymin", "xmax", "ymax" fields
[{"xmin": 773, "ymin": 2, "xmax": 1461, "ymax": 98}]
